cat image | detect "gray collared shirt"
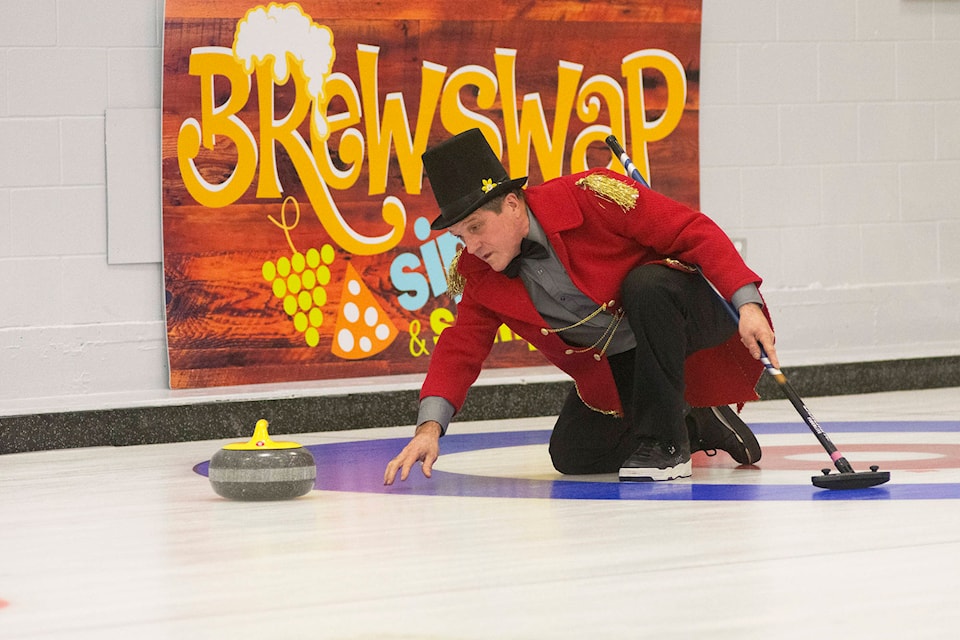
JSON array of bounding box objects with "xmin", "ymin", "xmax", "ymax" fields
[{"xmin": 518, "ymin": 212, "xmax": 637, "ymax": 354}]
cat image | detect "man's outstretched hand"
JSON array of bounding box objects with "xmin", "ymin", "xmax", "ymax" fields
[{"xmin": 383, "ymin": 421, "xmax": 442, "ymax": 485}]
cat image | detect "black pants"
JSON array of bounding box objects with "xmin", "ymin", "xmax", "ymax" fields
[{"xmin": 548, "ymin": 265, "xmax": 737, "ymax": 474}]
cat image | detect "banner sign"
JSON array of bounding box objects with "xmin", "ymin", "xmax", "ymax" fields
[{"xmin": 162, "ymin": 0, "xmax": 702, "ymax": 388}]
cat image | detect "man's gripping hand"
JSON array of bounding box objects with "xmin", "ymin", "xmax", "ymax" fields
[
  {"xmin": 383, "ymin": 421, "xmax": 442, "ymax": 485},
  {"xmin": 737, "ymin": 302, "xmax": 779, "ymax": 370}
]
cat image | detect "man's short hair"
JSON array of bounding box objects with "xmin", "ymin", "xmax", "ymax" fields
[{"xmin": 477, "ymin": 188, "xmax": 525, "ymax": 213}]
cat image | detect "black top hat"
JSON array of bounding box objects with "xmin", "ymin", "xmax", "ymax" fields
[{"xmin": 422, "ymin": 128, "xmax": 528, "ymax": 230}]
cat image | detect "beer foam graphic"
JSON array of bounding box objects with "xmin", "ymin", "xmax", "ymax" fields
[{"xmin": 233, "ymin": 3, "xmax": 335, "ymax": 138}]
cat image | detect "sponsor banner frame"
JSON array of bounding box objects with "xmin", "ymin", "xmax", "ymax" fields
[{"xmin": 161, "ymin": 0, "xmax": 702, "ymax": 388}]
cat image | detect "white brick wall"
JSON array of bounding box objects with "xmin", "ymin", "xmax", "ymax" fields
[
  {"xmin": 1, "ymin": 0, "xmax": 958, "ymax": 416},
  {"xmin": 701, "ymin": 0, "xmax": 960, "ymax": 367},
  {"xmin": 0, "ymin": 1, "xmax": 58, "ymax": 48},
  {"xmin": 0, "ymin": 0, "xmax": 168, "ymax": 415}
]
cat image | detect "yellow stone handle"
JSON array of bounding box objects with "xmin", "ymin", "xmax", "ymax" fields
[{"xmin": 223, "ymin": 419, "xmax": 303, "ymax": 450}]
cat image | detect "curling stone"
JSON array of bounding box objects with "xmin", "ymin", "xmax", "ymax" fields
[{"xmin": 209, "ymin": 419, "xmax": 316, "ymax": 501}]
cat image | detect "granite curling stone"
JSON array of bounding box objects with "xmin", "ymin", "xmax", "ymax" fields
[{"xmin": 209, "ymin": 419, "xmax": 316, "ymax": 501}]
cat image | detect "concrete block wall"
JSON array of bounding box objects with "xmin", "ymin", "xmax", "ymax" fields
[
  {"xmin": 1, "ymin": 0, "xmax": 169, "ymax": 416},
  {"xmin": 1, "ymin": 0, "xmax": 958, "ymax": 418},
  {"xmin": 700, "ymin": 0, "xmax": 960, "ymax": 366}
]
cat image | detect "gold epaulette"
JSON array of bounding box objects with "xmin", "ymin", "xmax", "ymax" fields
[
  {"xmin": 576, "ymin": 173, "xmax": 638, "ymax": 211},
  {"xmin": 446, "ymin": 246, "xmax": 466, "ymax": 297}
]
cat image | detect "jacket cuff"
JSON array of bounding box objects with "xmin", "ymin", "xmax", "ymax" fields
[
  {"xmin": 731, "ymin": 283, "xmax": 762, "ymax": 311},
  {"xmin": 416, "ymin": 396, "xmax": 456, "ymax": 437}
]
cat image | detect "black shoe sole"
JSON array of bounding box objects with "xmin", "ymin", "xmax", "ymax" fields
[{"xmin": 711, "ymin": 405, "xmax": 762, "ymax": 465}]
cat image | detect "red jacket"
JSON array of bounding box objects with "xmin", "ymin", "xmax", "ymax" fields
[{"xmin": 421, "ymin": 169, "xmax": 768, "ymax": 416}]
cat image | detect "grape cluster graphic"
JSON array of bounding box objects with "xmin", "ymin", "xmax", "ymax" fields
[{"xmin": 262, "ymin": 244, "xmax": 336, "ymax": 348}]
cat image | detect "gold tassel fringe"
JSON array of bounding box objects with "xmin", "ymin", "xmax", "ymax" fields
[
  {"xmin": 576, "ymin": 174, "xmax": 638, "ymax": 211},
  {"xmin": 446, "ymin": 246, "xmax": 466, "ymax": 297}
]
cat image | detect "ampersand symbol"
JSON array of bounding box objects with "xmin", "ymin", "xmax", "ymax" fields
[{"xmin": 408, "ymin": 320, "xmax": 430, "ymax": 357}]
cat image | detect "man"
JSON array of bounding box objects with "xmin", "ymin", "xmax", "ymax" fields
[{"xmin": 384, "ymin": 128, "xmax": 777, "ymax": 485}]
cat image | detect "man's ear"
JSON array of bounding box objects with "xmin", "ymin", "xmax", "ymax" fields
[{"xmin": 504, "ymin": 191, "xmax": 522, "ymax": 214}]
